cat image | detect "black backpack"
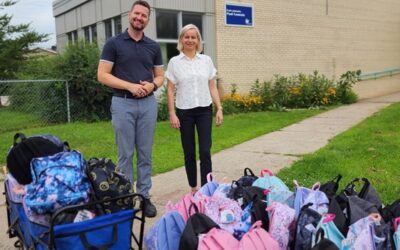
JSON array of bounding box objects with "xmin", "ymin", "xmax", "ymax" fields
[
  {"xmin": 227, "ymin": 167, "xmax": 258, "ymax": 201},
  {"xmin": 320, "ymin": 174, "xmax": 342, "ymax": 199},
  {"xmin": 179, "ymin": 204, "xmax": 219, "ymax": 250},
  {"xmin": 242, "ymin": 186, "xmax": 269, "ymax": 230},
  {"xmin": 293, "ymin": 203, "xmax": 322, "ymax": 250},
  {"xmin": 86, "ymin": 158, "xmax": 133, "ymax": 214},
  {"xmin": 6, "ymin": 132, "xmax": 69, "ymax": 184},
  {"xmin": 381, "ymin": 199, "xmax": 400, "ymax": 223}
]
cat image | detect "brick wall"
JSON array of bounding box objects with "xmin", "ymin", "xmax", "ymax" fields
[{"xmin": 215, "ymin": 0, "xmax": 400, "ymax": 94}]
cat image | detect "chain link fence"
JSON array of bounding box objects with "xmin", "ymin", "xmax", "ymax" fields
[{"xmin": 0, "ymin": 80, "xmax": 70, "ymax": 133}]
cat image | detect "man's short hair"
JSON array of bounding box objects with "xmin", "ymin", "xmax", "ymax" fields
[{"xmin": 131, "ymin": 0, "xmax": 151, "ymax": 15}]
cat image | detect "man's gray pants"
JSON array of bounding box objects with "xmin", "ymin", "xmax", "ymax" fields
[{"xmin": 111, "ymin": 95, "xmax": 157, "ymax": 198}]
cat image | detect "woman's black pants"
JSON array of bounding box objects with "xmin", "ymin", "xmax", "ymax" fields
[{"xmin": 177, "ymin": 105, "xmax": 212, "ymax": 187}]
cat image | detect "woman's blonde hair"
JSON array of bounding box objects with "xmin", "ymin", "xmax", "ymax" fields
[{"xmin": 177, "ymin": 24, "xmax": 203, "ymax": 53}]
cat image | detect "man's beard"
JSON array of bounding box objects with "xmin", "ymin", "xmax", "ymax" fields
[{"xmin": 130, "ymin": 19, "xmax": 144, "ymax": 31}]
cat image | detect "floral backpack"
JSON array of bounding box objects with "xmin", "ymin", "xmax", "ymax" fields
[
  {"xmin": 204, "ymin": 196, "xmax": 243, "ymax": 234},
  {"xmin": 266, "ymin": 201, "xmax": 296, "ymax": 250},
  {"xmin": 24, "ymin": 150, "xmax": 91, "ymax": 215}
]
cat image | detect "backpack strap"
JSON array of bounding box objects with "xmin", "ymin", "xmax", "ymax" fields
[
  {"xmin": 206, "ymin": 172, "xmax": 214, "ymax": 183},
  {"xmin": 358, "ymin": 178, "xmax": 371, "ymax": 198},
  {"xmin": 249, "ymin": 220, "xmax": 263, "ymax": 230},
  {"xmin": 260, "ymin": 169, "xmax": 273, "ymax": 177},
  {"xmin": 13, "ymin": 133, "xmax": 26, "ymax": 146},
  {"xmin": 394, "ymin": 217, "xmax": 400, "ymax": 231},
  {"xmin": 322, "ymin": 213, "xmax": 336, "ymax": 223},
  {"xmin": 244, "ymin": 167, "xmax": 256, "ymax": 177},
  {"xmin": 312, "ymin": 182, "xmax": 321, "ymax": 191},
  {"xmin": 188, "ymin": 202, "xmax": 200, "ymax": 215}
]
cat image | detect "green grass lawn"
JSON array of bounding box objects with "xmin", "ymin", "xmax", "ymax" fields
[
  {"xmin": 277, "ymin": 102, "xmax": 400, "ymax": 204},
  {"xmin": 0, "ymin": 107, "xmax": 45, "ymax": 133},
  {"xmin": 0, "ymin": 109, "xmax": 323, "ymax": 174}
]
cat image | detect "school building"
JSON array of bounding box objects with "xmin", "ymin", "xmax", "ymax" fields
[{"xmin": 53, "ymin": 0, "xmax": 400, "ymax": 98}]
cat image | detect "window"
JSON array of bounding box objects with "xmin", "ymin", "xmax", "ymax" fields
[
  {"xmin": 156, "ymin": 11, "xmax": 178, "ymax": 39},
  {"xmin": 84, "ymin": 27, "xmax": 90, "ymax": 42},
  {"xmin": 67, "ymin": 30, "xmax": 78, "ymax": 44},
  {"xmin": 156, "ymin": 10, "xmax": 204, "ymax": 65},
  {"xmin": 84, "ymin": 24, "xmax": 97, "ymax": 43},
  {"xmin": 182, "ymin": 13, "xmax": 203, "ymax": 36},
  {"xmin": 104, "ymin": 19, "xmax": 112, "ymax": 39},
  {"xmin": 114, "ymin": 17, "xmax": 122, "ymax": 35},
  {"xmin": 91, "ymin": 24, "xmax": 97, "ymax": 43},
  {"xmin": 104, "ymin": 16, "xmax": 121, "ymax": 40}
]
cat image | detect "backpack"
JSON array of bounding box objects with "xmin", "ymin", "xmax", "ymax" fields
[
  {"xmin": 266, "ymin": 201, "xmax": 296, "ymax": 250},
  {"xmin": 227, "ymin": 167, "xmax": 258, "ymax": 202},
  {"xmin": 394, "ymin": 218, "xmax": 400, "ymax": 250},
  {"xmin": 6, "ymin": 132, "xmax": 69, "ymax": 184},
  {"xmin": 341, "ymin": 215, "xmax": 384, "ymax": 250},
  {"xmin": 242, "ymin": 186, "xmax": 269, "ymax": 230},
  {"xmin": 238, "ymin": 220, "xmax": 280, "ymax": 250},
  {"xmin": 319, "ymin": 174, "xmax": 342, "ymax": 199},
  {"xmin": 311, "ymin": 214, "xmax": 344, "ymax": 249},
  {"xmin": 294, "ymin": 181, "xmax": 329, "ymax": 218},
  {"xmin": 144, "ymin": 211, "xmax": 186, "ymax": 250},
  {"xmin": 86, "ymin": 157, "xmax": 133, "ymax": 214},
  {"xmin": 198, "ymin": 173, "xmax": 219, "ymax": 197},
  {"xmin": 381, "ymin": 199, "xmax": 400, "ymax": 223},
  {"xmin": 179, "ymin": 204, "xmax": 219, "ymax": 250},
  {"xmin": 311, "ymin": 230, "xmax": 339, "ymax": 250},
  {"xmin": 24, "ymin": 150, "xmax": 91, "ymax": 217},
  {"xmin": 293, "ymin": 203, "xmax": 322, "ymax": 250},
  {"xmin": 198, "ymin": 227, "xmax": 239, "ymax": 250},
  {"xmin": 166, "ymin": 192, "xmax": 209, "ymax": 222},
  {"xmin": 204, "ymin": 196, "xmax": 242, "ymax": 234},
  {"xmin": 252, "ymin": 169, "xmax": 290, "ymax": 192}
]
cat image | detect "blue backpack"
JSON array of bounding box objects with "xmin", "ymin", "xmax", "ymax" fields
[
  {"xmin": 24, "ymin": 150, "xmax": 91, "ymax": 216},
  {"xmin": 144, "ymin": 211, "xmax": 186, "ymax": 250}
]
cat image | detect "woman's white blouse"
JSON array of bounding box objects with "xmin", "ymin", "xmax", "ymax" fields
[{"xmin": 165, "ymin": 53, "xmax": 217, "ymax": 110}]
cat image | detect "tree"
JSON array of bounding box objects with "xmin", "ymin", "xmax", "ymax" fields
[{"xmin": 0, "ymin": 0, "xmax": 48, "ymax": 79}]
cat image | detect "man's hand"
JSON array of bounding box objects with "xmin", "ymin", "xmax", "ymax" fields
[
  {"xmin": 126, "ymin": 83, "xmax": 148, "ymax": 98},
  {"xmin": 140, "ymin": 80, "xmax": 156, "ymax": 94}
]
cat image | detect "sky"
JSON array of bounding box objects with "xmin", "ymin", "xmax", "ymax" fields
[{"xmin": 3, "ymin": 0, "xmax": 56, "ymax": 49}]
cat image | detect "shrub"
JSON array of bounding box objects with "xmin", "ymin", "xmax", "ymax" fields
[
  {"xmin": 336, "ymin": 70, "xmax": 360, "ymax": 104},
  {"xmin": 221, "ymin": 93, "xmax": 263, "ymax": 114},
  {"xmin": 157, "ymin": 87, "xmax": 169, "ymax": 121},
  {"xmin": 54, "ymin": 41, "xmax": 112, "ymax": 122},
  {"xmin": 225, "ymin": 70, "xmax": 360, "ymax": 113}
]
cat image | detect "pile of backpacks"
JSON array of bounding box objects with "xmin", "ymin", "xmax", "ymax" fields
[
  {"xmin": 5, "ymin": 132, "xmax": 134, "ymax": 226},
  {"xmin": 144, "ymin": 168, "xmax": 400, "ymax": 250}
]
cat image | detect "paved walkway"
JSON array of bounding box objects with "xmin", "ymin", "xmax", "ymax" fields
[{"xmin": 1, "ymin": 90, "xmax": 400, "ymax": 249}]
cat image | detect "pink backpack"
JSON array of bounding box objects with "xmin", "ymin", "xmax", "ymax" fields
[
  {"xmin": 166, "ymin": 192, "xmax": 209, "ymax": 222},
  {"xmin": 238, "ymin": 220, "xmax": 280, "ymax": 250},
  {"xmin": 198, "ymin": 227, "xmax": 239, "ymax": 250},
  {"xmin": 266, "ymin": 202, "xmax": 296, "ymax": 250}
]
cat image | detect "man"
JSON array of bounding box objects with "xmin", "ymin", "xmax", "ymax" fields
[{"xmin": 97, "ymin": 0, "xmax": 163, "ymax": 217}]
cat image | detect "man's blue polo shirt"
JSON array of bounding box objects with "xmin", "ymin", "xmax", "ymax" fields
[{"xmin": 100, "ymin": 30, "xmax": 163, "ymax": 96}]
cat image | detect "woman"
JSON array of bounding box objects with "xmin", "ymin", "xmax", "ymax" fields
[{"xmin": 165, "ymin": 24, "xmax": 223, "ymax": 192}]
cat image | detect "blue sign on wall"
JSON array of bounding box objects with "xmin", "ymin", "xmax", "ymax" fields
[{"xmin": 225, "ymin": 2, "xmax": 254, "ymax": 27}]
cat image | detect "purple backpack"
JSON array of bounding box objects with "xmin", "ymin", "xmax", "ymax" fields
[
  {"xmin": 144, "ymin": 211, "xmax": 186, "ymax": 250},
  {"xmin": 294, "ymin": 181, "xmax": 329, "ymax": 218},
  {"xmin": 199, "ymin": 173, "xmax": 219, "ymax": 197}
]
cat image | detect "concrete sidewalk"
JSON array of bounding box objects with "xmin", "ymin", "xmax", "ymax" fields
[{"xmin": 1, "ymin": 91, "xmax": 400, "ymax": 248}]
